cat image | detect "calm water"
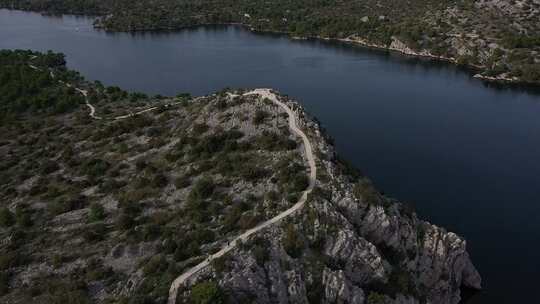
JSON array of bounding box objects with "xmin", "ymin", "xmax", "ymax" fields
[{"xmin": 1, "ymin": 9, "xmax": 539, "ymax": 303}]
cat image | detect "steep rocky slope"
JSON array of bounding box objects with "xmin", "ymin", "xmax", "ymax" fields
[{"xmin": 174, "ymin": 93, "xmax": 481, "ymax": 304}]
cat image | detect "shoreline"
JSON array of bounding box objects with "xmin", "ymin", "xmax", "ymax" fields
[
  {"xmin": 1, "ymin": 7, "xmax": 536, "ymax": 87},
  {"xmin": 94, "ymin": 20, "xmax": 531, "ymax": 87}
]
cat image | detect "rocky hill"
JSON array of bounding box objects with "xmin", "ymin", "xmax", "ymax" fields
[
  {"xmin": 1, "ymin": 0, "xmax": 539, "ymax": 84},
  {"xmin": 0, "ymin": 51, "xmax": 480, "ymax": 304},
  {"xmin": 173, "ymin": 94, "xmax": 482, "ymax": 304}
]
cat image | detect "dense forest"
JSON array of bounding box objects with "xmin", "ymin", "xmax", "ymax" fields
[
  {"xmin": 1, "ymin": 0, "xmax": 540, "ymax": 84},
  {"xmin": 0, "ymin": 50, "xmax": 84, "ymax": 123}
]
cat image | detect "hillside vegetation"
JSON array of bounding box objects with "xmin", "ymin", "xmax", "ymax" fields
[
  {"xmin": 0, "ymin": 50, "xmax": 311, "ymax": 303},
  {"xmin": 1, "ymin": 0, "xmax": 539, "ymax": 83},
  {"xmin": 0, "ymin": 51, "xmax": 480, "ymax": 304}
]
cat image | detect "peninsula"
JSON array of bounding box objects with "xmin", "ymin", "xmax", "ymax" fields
[{"xmin": 0, "ymin": 50, "xmax": 481, "ymax": 304}]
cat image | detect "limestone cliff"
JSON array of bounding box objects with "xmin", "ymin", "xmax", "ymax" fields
[{"xmin": 175, "ymin": 92, "xmax": 481, "ymax": 304}]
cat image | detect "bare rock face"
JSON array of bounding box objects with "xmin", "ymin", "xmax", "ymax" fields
[
  {"xmin": 179, "ymin": 95, "xmax": 481, "ymax": 304},
  {"xmin": 323, "ymin": 269, "xmax": 365, "ymax": 303}
]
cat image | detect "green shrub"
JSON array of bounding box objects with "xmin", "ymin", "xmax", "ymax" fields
[
  {"xmin": 306, "ymin": 278, "xmax": 323, "ymax": 304},
  {"xmin": 83, "ymin": 224, "xmax": 107, "ymax": 242},
  {"xmin": 174, "ymin": 241, "xmax": 201, "ymax": 262},
  {"xmin": 189, "ymin": 177, "xmax": 215, "ymax": 200},
  {"xmin": 353, "ymin": 178, "xmax": 381, "ymax": 205},
  {"xmin": 367, "ymin": 291, "xmax": 386, "ymax": 304},
  {"xmin": 253, "ymin": 110, "xmax": 269, "ymax": 125},
  {"xmin": 222, "ymin": 201, "xmax": 249, "ymax": 232},
  {"xmin": 85, "ymin": 259, "xmax": 113, "ymax": 281},
  {"xmin": 0, "ymin": 271, "xmax": 9, "ymax": 296},
  {"xmin": 502, "ymin": 34, "xmax": 540, "ymax": 49},
  {"xmin": 15, "ymin": 207, "xmax": 32, "ymax": 227},
  {"xmin": 143, "ymin": 255, "xmax": 168, "ymax": 275},
  {"xmin": 174, "ymin": 175, "xmax": 191, "ymax": 189},
  {"xmin": 251, "ymin": 238, "xmax": 270, "ymax": 265},
  {"xmin": 0, "ymin": 207, "xmax": 15, "ymax": 227},
  {"xmin": 42, "ymin": 278, "xmax": 91, "ymax": 304},
  {"xmin": 282, "ymin": 223, "xmax": 303, "ymax": 258},
  {"xmin": 192, "ymin": 123, "xmax": 209, "ymax": 135},
  {"xmin": 291, "ymin": 173, "xmax": 309, "ymax": 193},
  {"xmin": 135, "ymin": 158, "xmax": 147, "ymax": 170},
  {"xmin": 520, "ymin": 64, "xmax": 540, "ymax": 83},
  {"xmin": 117, "ymin": 187, "xmax": 155, "ymax": 204},
  {"xmin": 88, "ymin": 203, "xmax": 105, "ymax": 222},
  {"xmin": 0, "ymin": 250, "xmax": 24, "ymax": 270},
  {"xmin": 40, "ymin": 160, "xmax": 60, "ymax": 174},
  {"xmin": 237, "ymin": 213, "xmax": 262, "ymax": 230},
  {"xmin": 190, "ymin": 281, "xmax": 225, "ymax": 304},
  {"xmin": 265, "ymin": 190, "xmax": 279, "ymax": 202},
  {"xmin": 142, "ymin": 223, "xmax": 161, "ymax": 241},
  {"xmin": 48, "ymin": 195, "xmax": 86, "ymax": 216},
  {"xmin": 211, "ymin": 256, "xmax": 228, "ymax": 273},
  {"xmin": 117, "ymin": 212, "xmax": 136, "ymax": 230},
  {"xmin": 253, "ymin": 131, "xmax": 297, "ymax": 151},
  {"xmin": 99, "ymin": 178, "xmax": 127, "ymax": 193},
  {"xmin": 81, "ymin": 158, "xmax": 110, "ymax": 178},
  {"xmin": 151, "ymin": 173, "xmax": 168, "ymax": 188}
]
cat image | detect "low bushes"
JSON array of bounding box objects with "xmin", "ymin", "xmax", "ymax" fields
[
  {"xmin": 190, "ymin": 281, "xmax": 225, "ymax": 304},
  {"xmin": 282, "ymin": 223, "xmax": 304, "ymax": 258},
  {"xmin": 353, "ymin": 178, "xmax": 381, "ymax": 205},
  {"xmin": 0, "ymin": 207, "xmax": 15, "ymax": 227},
  {"xmin": 253, "ymin": 110, "xmax": 269, "ymax": 125},
  {"xmin": 88, "ymin": 203, "xmax": 105, "ymax": 222}
]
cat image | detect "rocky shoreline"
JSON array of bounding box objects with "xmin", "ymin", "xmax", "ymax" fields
[
  {"xmin": 2, "ymin": 6, "xmax": 534, "ymax": 86},
  {"xmin": 295, "ymin": 35, "xmax": 524, "ymax": 85},
  {"xmin": 94, "ymin": 16, "xmax": 527, "ymax": 86}
]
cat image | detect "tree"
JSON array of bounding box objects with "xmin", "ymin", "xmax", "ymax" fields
[
  {"xmin": 190, "ymin": 281, "xmax": 225, "ymax": 304},
  {"xmin": 189, "ymin": 176, "xmax": 215, "ymax": 200}
]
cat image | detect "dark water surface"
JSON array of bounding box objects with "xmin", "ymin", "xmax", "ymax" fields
[{"xmin": 2, "ymin": 9, "xmax": 539, "ymax": 303}]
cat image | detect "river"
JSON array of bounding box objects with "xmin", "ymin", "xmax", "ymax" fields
[{"xmin": 1, "ymin": 9, "xmax": 539, "ymax": 303}]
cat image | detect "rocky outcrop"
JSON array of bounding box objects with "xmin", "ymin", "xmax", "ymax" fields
[
  {"xmin": 323, "ymin": 269, "xmax": 365, "ymax": 304},
  {"xmin": 177, "ymin": 94, "xmax": 481, "ymax": 304}
]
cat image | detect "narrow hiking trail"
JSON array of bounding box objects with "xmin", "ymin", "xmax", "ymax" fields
[
  {"xmin": 29, "ymin": 59, "xmax": 195, "ymax": 121},
  {"xmin": 27, "ymin": 62, "xmax": 103, "ymax": 119},
  {"xmin": 167, "ymin": 88, "xmax": 317, "ymax": 304},
  {"xmin": 74, "ymin": 87, "xmax": 102, "ymax": 120}
]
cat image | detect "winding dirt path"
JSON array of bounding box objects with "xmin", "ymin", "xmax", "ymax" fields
[
  {"xmin": 167, "ymin": 88, "xmax": 317, "ymax": 304},
  {"xmin": 74, "ymin": 87, "xmax": 102, "ymax": 120},
  {"xmin": 27, "ymin": 61, "xmax": 103, "ymax": 119}
]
